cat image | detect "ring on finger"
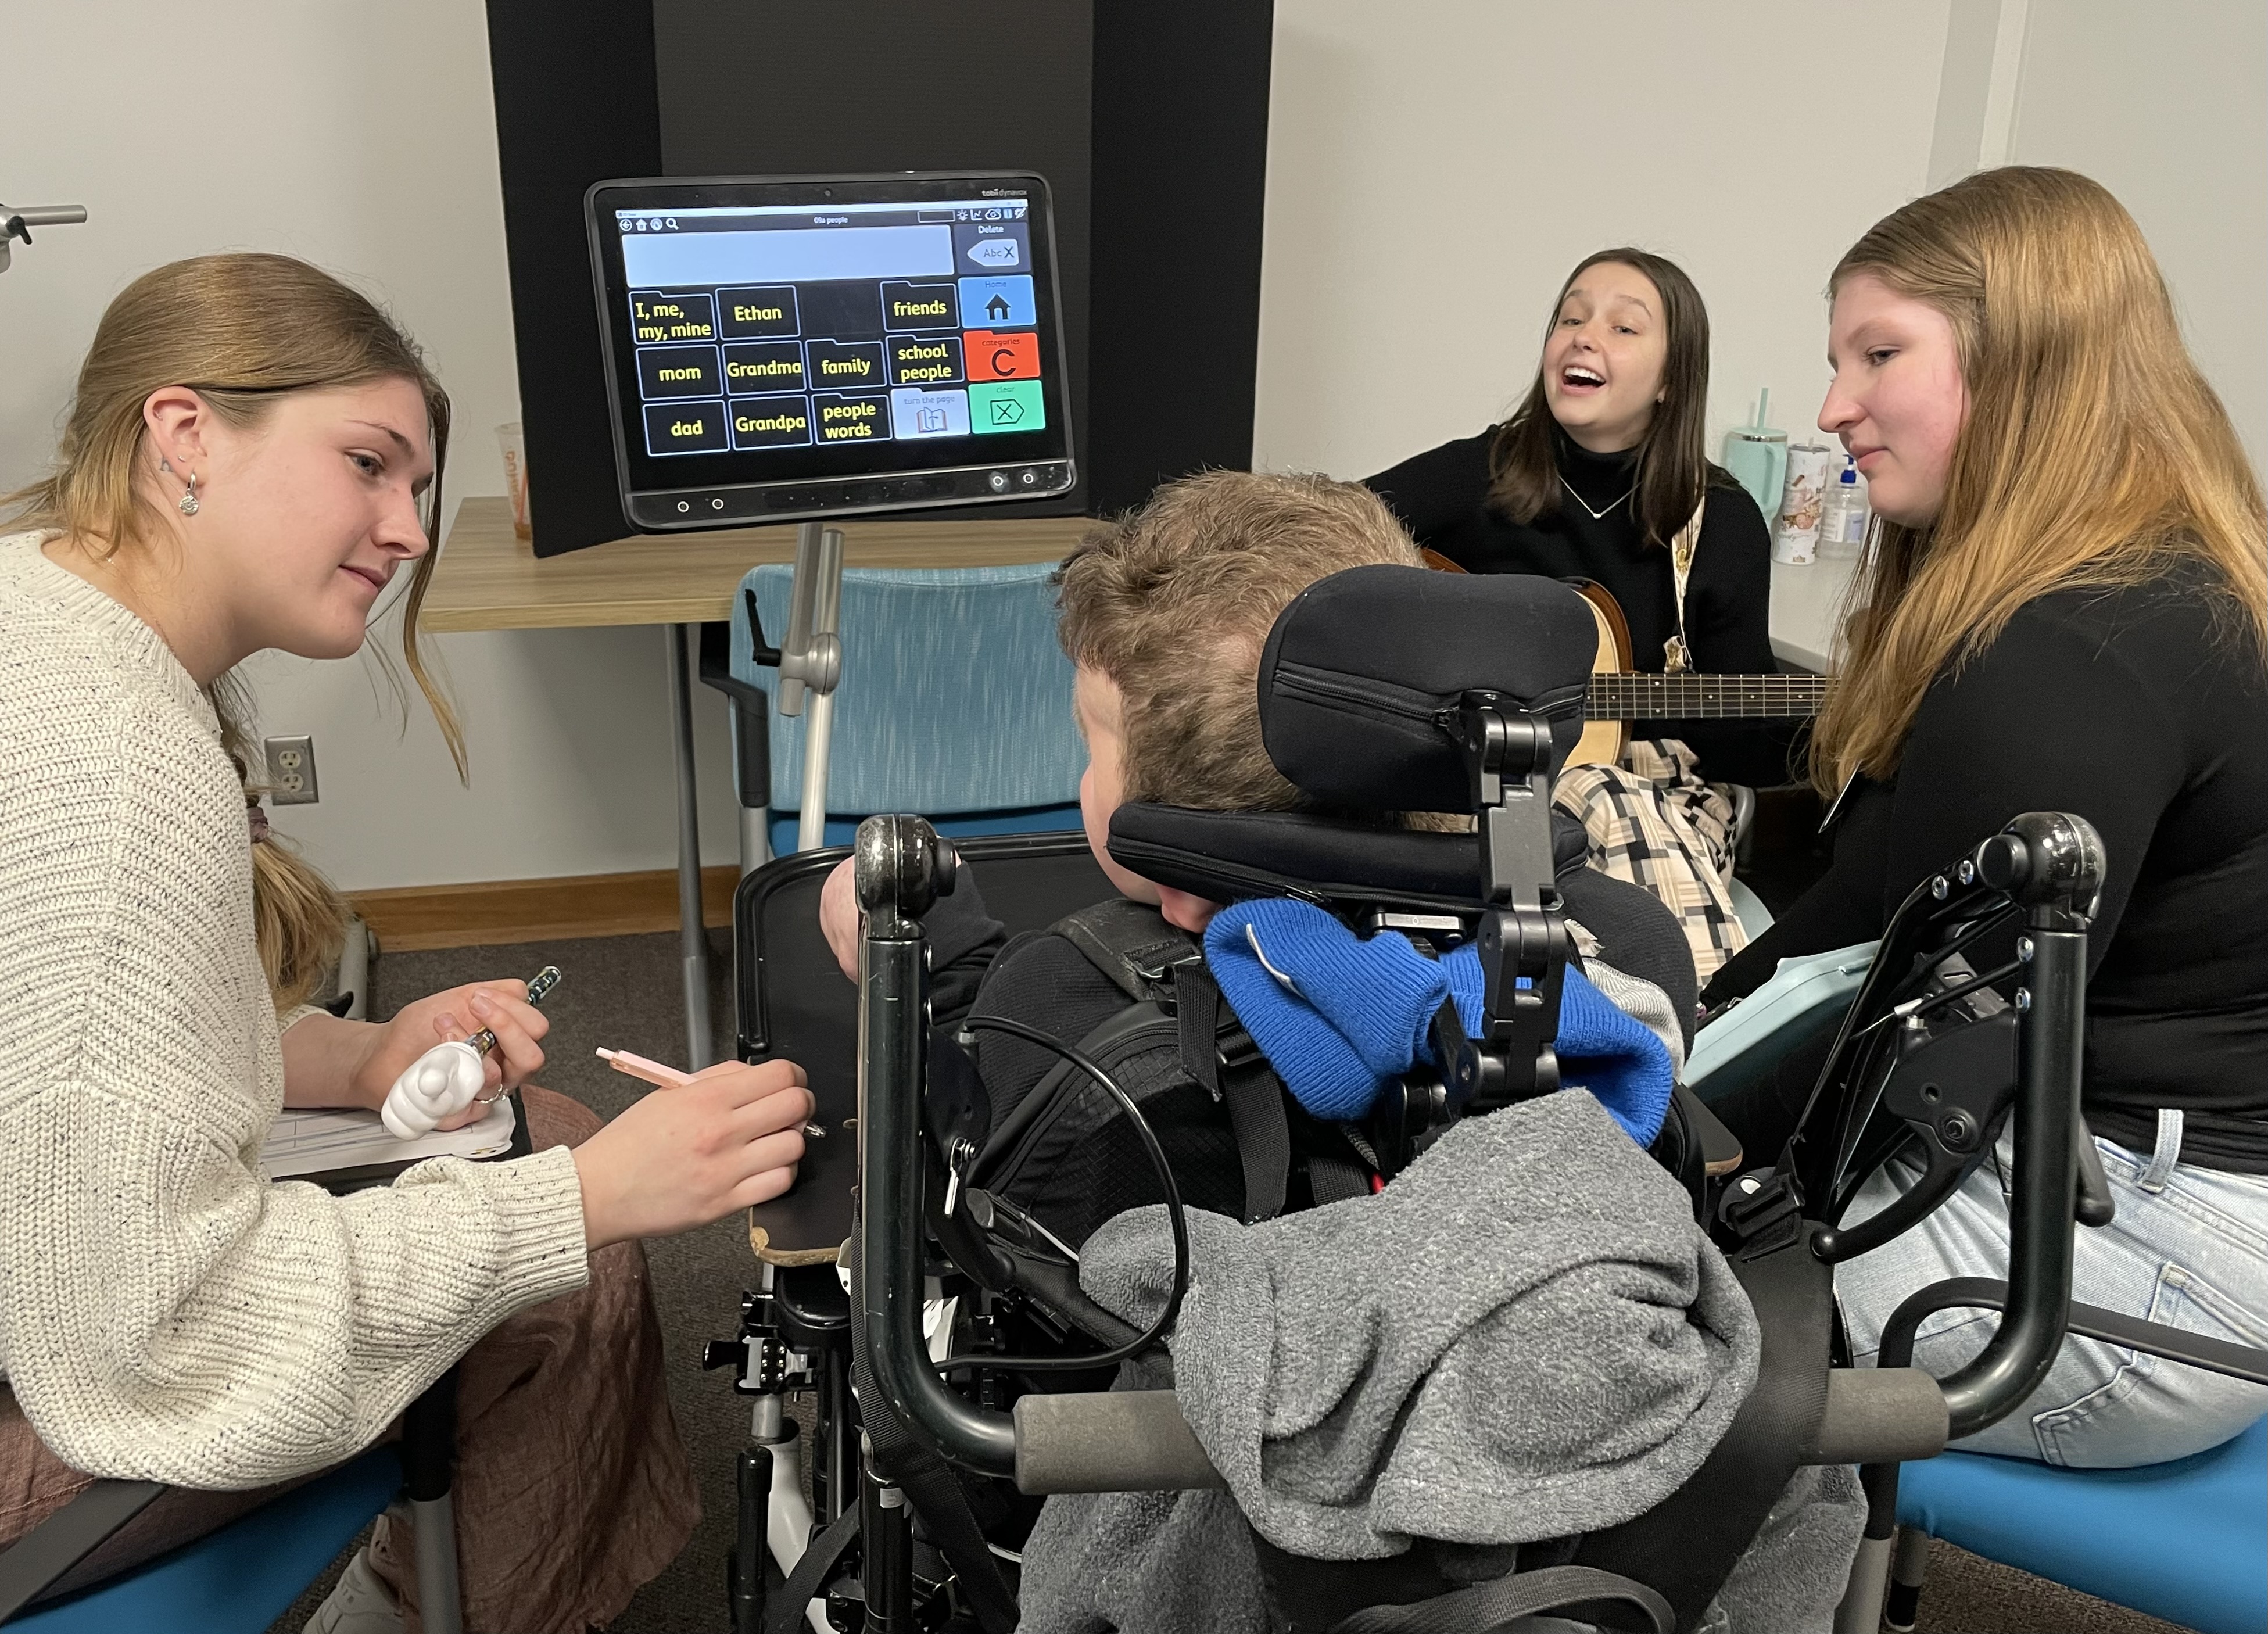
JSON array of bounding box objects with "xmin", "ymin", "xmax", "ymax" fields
[{"xmin": 473, "ymin": 1085, "xmax": 511, "ymax": 1106}]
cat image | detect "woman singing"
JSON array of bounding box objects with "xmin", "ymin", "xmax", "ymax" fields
[{"xmin": 1366, "ymin": 248, "xmax": 1789, "ymax": 788}]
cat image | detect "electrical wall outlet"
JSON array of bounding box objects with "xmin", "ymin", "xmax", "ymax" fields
[{"xmin": 264, "ymin": 735, "xmax": 320, "ymax": 805}]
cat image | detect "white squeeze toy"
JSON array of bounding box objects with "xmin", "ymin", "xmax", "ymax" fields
[{"xmin": 381, "ymin": 965, "xmax": 564, "ymax": 1139}]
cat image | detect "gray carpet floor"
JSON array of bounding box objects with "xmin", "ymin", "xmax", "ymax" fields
[{"xmin": 266, "ymin": 926, "xmax": 2190, "ymax": 1633}]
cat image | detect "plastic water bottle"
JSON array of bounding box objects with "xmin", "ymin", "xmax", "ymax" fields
[{"xmin": 1819, "ymin": 456, "xmax": 1869, "ymax": 557}]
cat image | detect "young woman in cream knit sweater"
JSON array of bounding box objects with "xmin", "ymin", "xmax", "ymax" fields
[{"xmin": 0, "ymin": 254, "xmax": 813, "ymax": 1631}]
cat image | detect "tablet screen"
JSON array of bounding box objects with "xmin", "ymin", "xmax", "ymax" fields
[{"xmin": 586, "ymin": 173, "xmax": 1076, "ymax": 532}]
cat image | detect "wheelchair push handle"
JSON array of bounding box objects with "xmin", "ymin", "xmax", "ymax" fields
[
  {"xmin": 1814, "ymin": 811, "xmax": 2106, "ymax": 1444},
  {"xmin": 853, "ymin": 815, "xmax": 1017, "ymax": 1477}
]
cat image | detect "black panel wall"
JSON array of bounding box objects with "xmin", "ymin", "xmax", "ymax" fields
[
  {"xmin": 1090, "ymin": 0, "xmax": 1274, "ymax": 510},
  {"xmin": 651, "ymin": 0, "xmax": 1094, "ymax": 524},
  {"xmin": 487, "ymin": 0, "xmax": 1270, "ymax": 553},
  {"xmin": 486, "ymin": 0, "xmax": 662, "ymax": 555}
]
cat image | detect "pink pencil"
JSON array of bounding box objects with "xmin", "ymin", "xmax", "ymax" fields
[
  {"xmin": 596, "ymin": 1045, "xmax": 694, "ymax": 1087},
  {"xmin": 596, "ymin": 1047, "xmax": 825, "ymax": 1138}
]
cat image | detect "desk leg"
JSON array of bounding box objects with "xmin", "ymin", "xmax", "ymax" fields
[{"xmin": 667, "ymin": 623, "xmax": 714, "ymax": 1069}]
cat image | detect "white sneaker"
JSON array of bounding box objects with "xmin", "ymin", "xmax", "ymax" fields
[{"xmin": 303, "ymin": 1547, "xmax": 405, "ymax": 1634}]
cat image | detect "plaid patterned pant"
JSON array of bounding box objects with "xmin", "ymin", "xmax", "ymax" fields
[{"xmin": 1553, "ymin": 737, "xmax": 1747, "ymax": 984}]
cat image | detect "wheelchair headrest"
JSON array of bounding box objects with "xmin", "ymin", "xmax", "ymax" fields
[
  {"xmin": 1259, "ymin": 565, "xmax": 1597, "ymax": 813},
  {"xmin": 1109, "ymin": 802, "xmax": 1589, "ymax": 914}
]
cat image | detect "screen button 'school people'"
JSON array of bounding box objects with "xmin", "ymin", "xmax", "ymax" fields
[
  {"xmin": 1366, "ymin": 249, "xmax": 1789, "ymax": 788},
  {"xmin": 0, "ymin": 254, "xmax": 815, "ymax": 1632}
]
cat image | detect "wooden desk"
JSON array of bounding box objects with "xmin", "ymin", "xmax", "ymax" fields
[
  {"xmin": 429, "ymin": 497, "xmax": 1088, "ymax": 1062},
  {"xmin": 427, "ymin": 496, "xmax": 1090, "ymax": 631}
]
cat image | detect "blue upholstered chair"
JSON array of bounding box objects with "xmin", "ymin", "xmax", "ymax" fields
[
  {"xmin": 0, "ymin": 1371, "xmax": 462, "ymax": 1634},
  {"xmin": 1842, "ymin": 1280, "xmax": 2268, "ymax": 1634},
  {"xmin": 727, "ymin": 560, "xmax": 1084, "ymax": 855},
  {"xmin": 2, "ymin": 1447, "xmax": 402, "ymax": 1632},
  {"xmin": 1893, "ymin": 1416, "xmax": 2267, "ymax": 1634}
]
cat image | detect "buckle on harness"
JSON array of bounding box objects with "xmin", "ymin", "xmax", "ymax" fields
[{"xmin": 1718, "ymin": 1167, "xmax": 1804, "ymax": 1255}]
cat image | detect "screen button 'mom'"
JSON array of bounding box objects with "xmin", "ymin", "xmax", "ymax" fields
[{"xmin": 636, "ymin": 343, "xmax": 722, "ymax": 400}]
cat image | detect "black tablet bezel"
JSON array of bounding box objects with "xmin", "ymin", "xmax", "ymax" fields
[{"xmin": 585, "ymin": 171, "xmax": 1076, "ymax": 531}]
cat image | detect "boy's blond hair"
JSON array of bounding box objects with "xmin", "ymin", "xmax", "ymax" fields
[{"xmin": 1055, "ymin": 470, "xmax": 1422, "ymax": 812}]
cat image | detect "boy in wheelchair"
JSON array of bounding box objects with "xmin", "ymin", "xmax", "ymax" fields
[
  {"xmin": 818, "ymin": 472, "xmax": 1710, "ymax": 1241},
  {"xmin": 808, "ymin": 472, "xmax": 1879, "ymax": 1629},
  {"xmin": 784, "ymin": 467, "xmax": 2256, "ymax": 1634}
]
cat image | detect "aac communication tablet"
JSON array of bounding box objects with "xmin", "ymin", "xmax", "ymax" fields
[{"xmin": 586, "ymin": 171, "xmax": 1075, "ymax": 532}]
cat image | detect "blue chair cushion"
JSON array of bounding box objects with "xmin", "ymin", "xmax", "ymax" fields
[
  {"xmin": 1897, "ymin": 1415, "xmax": 2268, "ymax": 1634},
  {"xmin": 732, "ymin": 561, "xmax": 1083, "ymax": 819},
  {"xmin": 12, "ymin": 1446, "xmax": 400, "ymax": 1633}
]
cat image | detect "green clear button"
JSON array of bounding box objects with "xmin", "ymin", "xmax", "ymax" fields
[{"xmin": 968, "ymin": 378, "xmax": 1044, "ymax": 434}]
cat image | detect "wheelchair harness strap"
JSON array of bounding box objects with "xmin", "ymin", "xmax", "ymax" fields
[
  {"xmin": 766, "ymin": 1504, "xmax": 861, "ymax": 1634},
  {"xmin": 1178, "ymin": 961, "xmax": 1294, "ymax": 1222},
  {"xmin": 844, "ymin": 1246, "xmax": 1020, "ymax": 1634},
  {"xmin": 1052, "ymin": 900, "xmax": 1298, "ymax": 1226},
  {"xmin": 1328, "ymin": 1563, "xmax": 1673, "ymax": 1634}
]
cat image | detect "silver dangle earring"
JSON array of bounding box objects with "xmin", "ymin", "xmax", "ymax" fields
[{"xmin": 178, "ymin": 471, "xmax": 199, "ymax": 516}]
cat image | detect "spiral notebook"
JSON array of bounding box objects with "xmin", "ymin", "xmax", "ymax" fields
[{"xmin": 259, "ymin": 1098, "xmax": 519, "ymax": 1181}]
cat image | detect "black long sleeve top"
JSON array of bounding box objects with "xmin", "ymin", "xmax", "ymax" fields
[
  {"xmin": 1365, "ymin": 427, "xmax": 1798, "ymax": 786},
  {"xmin": 1706, "ymin": 572, "xmax": 2268, "ymax": 1173}
]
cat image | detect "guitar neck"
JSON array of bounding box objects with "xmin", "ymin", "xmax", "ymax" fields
[{"xmin": 1586, "ymin": 671, "xmax": 1830, "ymax": 721}]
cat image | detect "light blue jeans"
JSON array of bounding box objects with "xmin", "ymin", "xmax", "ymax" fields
[{"xmin": 1836, "ymin": 1108, "xmax": 2268, "ymax": 1467}]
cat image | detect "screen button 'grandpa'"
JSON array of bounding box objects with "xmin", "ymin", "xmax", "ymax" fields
[{"xmin": 732, "ymin": 395, "xmax": 812, "ymax": 449}]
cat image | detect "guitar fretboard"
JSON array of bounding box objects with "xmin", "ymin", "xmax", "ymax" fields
[{"xmin": 1586, "ymin": 672, "xmax": 1830, "ymax": 722}]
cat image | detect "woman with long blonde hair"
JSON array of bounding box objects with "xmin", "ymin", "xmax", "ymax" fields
[
  {"xmin": 1706, "ymin": 168, "xmax": 2268, "ymax": 1467},
  {"xmin": 1, "ymin": 254, "xmax": 815, "ymax": 1628}
]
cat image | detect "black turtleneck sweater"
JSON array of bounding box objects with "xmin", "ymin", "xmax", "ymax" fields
[
  {"xmin": 1366, "ymin": 427, "xmax": 1795, "ymax": 786},
  {"xmin": 1705, "ymin": 571, "xmax": 2268, "ymax": 1173}
]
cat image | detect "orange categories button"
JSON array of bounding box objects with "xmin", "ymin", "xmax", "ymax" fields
[{"xmin": 963, "ymin": 330, "xmax": 1040, "ymax": 381}]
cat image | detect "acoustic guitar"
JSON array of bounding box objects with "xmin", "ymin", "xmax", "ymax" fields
[{"xmin": 1417, "ymin": 549, "xmax": 1828, "ymax": 767}]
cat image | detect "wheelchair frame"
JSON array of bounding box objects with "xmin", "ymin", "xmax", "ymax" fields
[{"xmin": 716, "ymin": 690, "xmax": 2263, "ymax": 1634}]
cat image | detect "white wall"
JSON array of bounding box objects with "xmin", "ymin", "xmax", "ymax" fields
[
  {"xmin": 6, "ymin": 2, "xmax": 2261, "ymax": 891},
  {"xmin": 1, "ymin": 0, "xmax": 743, "ymax": 891},
  {"xmin": 2008, "ymin": 0, "xmax": 2268, "ymax": 472},
  {"xmin": 1252, "ymin": 0, "xmax": 1955, "ymax": 480}
]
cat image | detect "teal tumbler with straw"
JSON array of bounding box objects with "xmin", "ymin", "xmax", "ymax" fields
[{"xmin": 1722, "ymin": 387, "xmax": 1787, "ymax": 522}]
